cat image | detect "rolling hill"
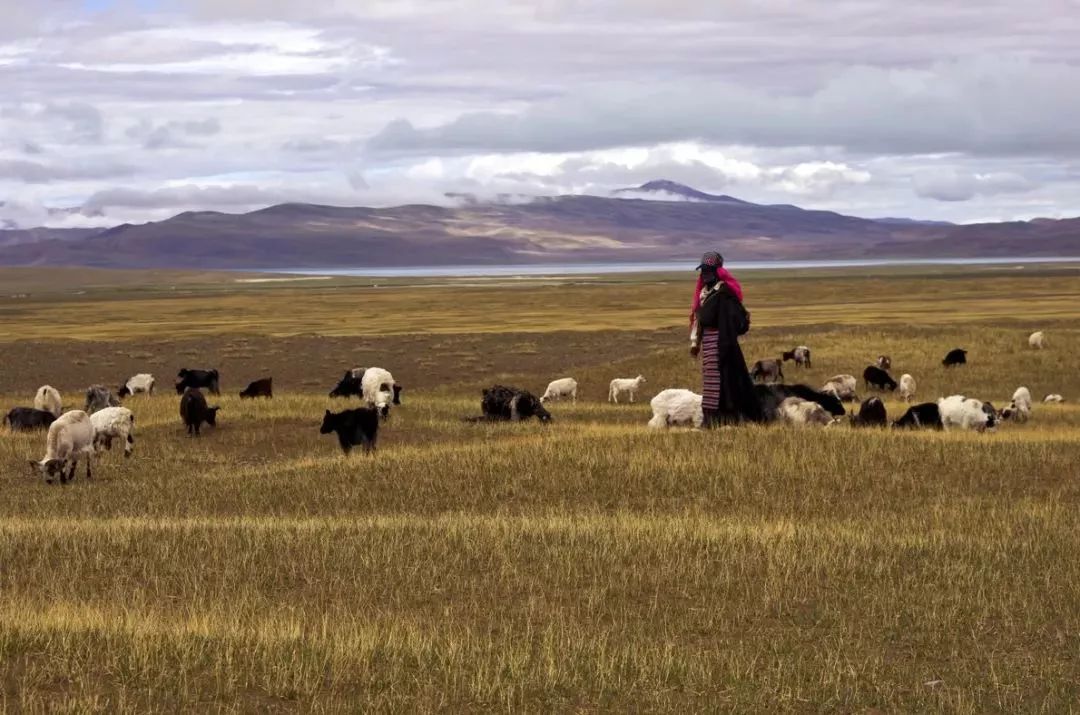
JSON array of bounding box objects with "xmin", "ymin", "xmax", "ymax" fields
[{"xmin": 0, "ymin": 182, "xmax": 1076, "ymax": 270}]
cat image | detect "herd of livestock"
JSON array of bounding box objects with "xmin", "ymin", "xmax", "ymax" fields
[{"xmin": 1, "ymin": 329, "xmax": 1069, "ymax": 485}]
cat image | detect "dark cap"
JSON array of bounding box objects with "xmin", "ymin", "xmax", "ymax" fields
[{"xmin": 696, "ymin": 251, "xmax": 723, "ymax": 270}]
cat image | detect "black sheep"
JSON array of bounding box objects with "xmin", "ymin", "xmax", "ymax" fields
[
  {"xmin": 179, "ymin": 388, "xmax": 220, "ymax": 436},
  {"xmin": 942, "ymin": 349, "xmax": 967, "ymax": 368},
  {"xmin": 862, "ymin": 365, "xmax": 898, "ymax": 391},
  {"xmin": 851, "ymin": 397, "xmax": 888, "ymax": 427},
  {"xmin": 468, "ymin": 385, "xmax": 552, "ymax": 422},
  {"xmin": 893, "ymin": 402, "xmax": 943, "ymax": 429},
  {"xmin": 320, "ymin": 407, "xmax": 380, "ymax": 454},
  {"xmin": 4, "ymin": 407, "xmax": 57, "ymax": 431}
]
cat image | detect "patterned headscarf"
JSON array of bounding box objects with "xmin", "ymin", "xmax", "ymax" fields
[{"xmin": 690, "ymin": 251, "xmax": 743, "ymax": 325}]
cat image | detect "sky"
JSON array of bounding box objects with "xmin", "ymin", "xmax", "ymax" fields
[{"xmin": 2, "ymin": 0, "xmax": 1080, "ymax": 228}]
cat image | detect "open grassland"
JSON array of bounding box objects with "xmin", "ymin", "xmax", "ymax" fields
[{"xmin": 1, "ymin": 265, "xmax": 1079, "ymax": 712}]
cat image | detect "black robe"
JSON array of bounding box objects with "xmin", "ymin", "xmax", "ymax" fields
[{"xmin": 696, "ymin": 285, "xmax": 764, "ymax": 425}]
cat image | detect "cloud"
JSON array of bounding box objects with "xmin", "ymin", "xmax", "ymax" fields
[
  {"xmin": 125, "ymin": 117, "xmax": 222, "ymax": 149},
  {"xmin": 913, "ymin": 170, "xmax": 1038, "ymax": 202},
  {"xmin": 0, "ymin": 158, "xmax": 134, "ymax": 184}
]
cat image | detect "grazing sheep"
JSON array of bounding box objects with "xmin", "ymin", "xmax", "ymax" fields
[
  {"xmin": 239, "ymin": 377, "xmax": 273, "ymax": 399},
  {"xmin": 84, "ymin": 385, "xmax": 120, "ymax": 414},
  {"xmin": 899, "ymin": 374, "xmax": 917, "ymax": 403},
  {"xmin": 175, "ymin": 368, "xmax": 220, "ymax": 395},
  {"xmin": 821, "ymin": 374, "xmax": 859, "ymax": 403},
  {"xmin": 647, "ymin": 389, "xmax": 703, "ymax": 429},
  {"xmin": 1029, "ymin": 331, "xmax": 1046, "ymax": 349},
  {"xmin": 938, "ymin": 395, "xmax": 995, "ymax": 432},
  {"xmin": 893, "ymin": 402, "xmax": 943, "ymax": 430},
  {"xmin": 33, "ymin": 385, "xmax": 62, "ymax": 418},
  {"xmin": 778, "ymin": 397, "xmax": 834, "ymax": 427},
  {"xmin": 1044, "ymin": 394, "xmax": 1066, "ymax": 404},
  {"xmin": 1000, "ymin": 386, "xmax": 1033, "ymax": 423},
  {"xmin": 862, "ymin": 365, "xmax": 898, "ymax": 392},
  {"xmin": 29, "ymin": 410, "xmax": 96, "ymax": 484},
  {"xmin": 179, "ymin": 388, "xmax": 220, "ymax": 436},
  {"xmin": 876, "ymin": 355, "xmax": 892, "ymax": 371},
  {"xmin": 609, "ymin": 375, "xmax": 647, "ymax": 403},
  {"xmin": 469, "ymin": 385, "xmax": 552, "ymax": 422},
  {"xmin": 851, "ymin": 397, "xmax": 888, "ymax": 428},
  {"xmin": 118, "ymin": 373, "xmax": 155, "ymax": 398},
  {"xmin": 89, "ymin": 406, "xmax": 135, "ymax": 457},
  {"xmin": 5, "ymin": 407, "xmax": 57, "ymax": 431},
  {"xmin": 781, "ymin": 345, "xmax": 812, "ymax": 368},
  {"xmin": 320, "ymin": 407, "xmax": 380, "ymax": 455},
  {"xmin": 755, "ymin": 384, "xmax": 845, "ymax": 422},
  {"xmin": 541, "ymin": 377, "xmax": 578, "ymax": 404},
  {"xmin": 749, "ymin": 359, "xmax": 784, "ymax": 384},
  {"xmin": 942, "ymin": 348, "xmax": 967, "ymax": 367}
]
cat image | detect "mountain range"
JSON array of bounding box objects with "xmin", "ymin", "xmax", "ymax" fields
[{"xmin": 0, "ymin": 181, "xmax": 1076, "ymax": 270}]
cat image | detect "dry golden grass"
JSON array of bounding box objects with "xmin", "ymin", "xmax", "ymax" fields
[{"xmin": 1, "ymin": 265, "xmax": 1079, "ymax": 712}]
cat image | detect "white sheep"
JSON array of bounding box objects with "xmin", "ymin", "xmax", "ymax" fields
[
  {"xmin": 938, "ymin": 395, "xmax": 994, "ymax": 432},
  {"xmin": 821, "ymin": 374, "xmax": 858, "ymax": 403},
  {"xmin": 1000, "ymin": 386, "xmax": 1033, "ymax": 423},
  {"xmin": 1044, "ymin": 394, "xmax": 1066, "ymax": 404},
  {"xmin": 1028, "ymin": 331, "xmax": 1046, "ymax": 349},
  {"xmin": 33, "ymin": 385, "xmax": 62, "ymax": 418},
  {"xmin": 609, "ymin": 375, "xmax": 647, "ymax": 404},
  {"xmin": 29, "ymin": 410, "xmax": 96, "ymax": 484},
  {"xmin": 540, "ymin": 377, "xmax": 578, "ymax": 404},
  {"xmin": 778, "ymin": 397, "xmax": 834, "ymax": 427},
  {"xmin": 647, "ymin": 389, "xmax": 703, "ymax": 429},
  {"xmin": 90, "ymin": 406, "xmax": 136, "ymax": 457},
  {"xmin": 361, "ymin": 367, "xmax": 396, "ymax": 409},
  {"xmin": 119, "ymin": 373, "xmax": 155, "ymax": 398},
  {"xmin": 898, "ymin": 374, "xmax": 917, "ymax": 403}
]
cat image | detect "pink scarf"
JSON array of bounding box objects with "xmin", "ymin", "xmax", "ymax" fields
[{"xmin": 689, "ymin": 268, "xmax": 743, "ymax": 326}]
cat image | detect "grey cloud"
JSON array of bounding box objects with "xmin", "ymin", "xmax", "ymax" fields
[
  {"xmin": 125, "ymin": 117, "xmax": 222, "ymax": 149},
  {"xmin": 0, "ymin": 159, "xmax": 134, "ymax": 184},
  {"xmin": 913, "ymin": 170, "xmax": 1038, "ymax": 202}
]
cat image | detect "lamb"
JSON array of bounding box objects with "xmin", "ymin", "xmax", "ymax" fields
[
  {"xmin": 5, "ymin": 407, "xmax": 57, "ymax": 431},
  {"xmin": 1029, "ymin": 331, "xmax": 1046, "ymax": 350},
  {"xmin": 942, "ymin": 348, "xmax": 967, "ymax": 367},
  {"xmin": 898, "ymin": 374, "xmax": 917, "ymax": 403},
  {"xmin": 29, "ymin": 410, "xmax": 96, "ymax": 484},
  {"xmin": 541, "ymin": 377, "xmax": 578, "ymax": 404},
  {"xmin": 778, "ymin": 397, "xmax": 834, "ymax": 426},
  {"xmin": 893, "ymin": 402, "xmax": 943, "ymax": 430},
  {"xmin": 608, "ymin": 375, "xmax": 647, "ymax": 403},
  {"xmin": 118, "ymin": 373, "xmax": 155, "ymax": 398},
  {"xmin": 938, "ymin": 395, "xmax": 995, "ymax": 432},
  {"xmin": 647, "ymin": 389, "xmax": 703, "ymax": 429},
  {"xmin": 84, "ymin": 384, "xmax": 120, "ymax": 414},
  {"xmin": 239, "ymin": 377, "xmax": 273, "ymax": 399},
  {"xmin": 89, "ymin": 406, "xmax": 135, "ymax": 457},
  {"xmin": 1044, "ymin": 394, "xmax": 1066, "ymax": 404},
  {"xmin": 755, "ymin": 384, "xmax": 845, "ymax": 422},
  {"xmin": 781, "ymin": 346, "xmax": 812, "ymax": 368},
  {"xmin": 876, "ymin": 355, "xmax": 892, "ymax": 371},
  {"xmin": 320, "ymin": 407, "xmax": 380, "ymax": 455},
  {"xmin": 749, "ymin": 359, "xmax": 784, "ymax": 384},
  {"xmin": 820, "ymin": 374, "xmax": 858, "ymax": 403},
  {"xmin": 179, "ymin": 388, "xmax": 220, "ymax": 436},
  {"xmin": 33, "ymin": 385, "xmax": 62, "ymax": 418},
  {"xmin": 863, "ymin": 365, "xmax": 898, "ymax": 392},
  {"xmin": 851, "ymin": 397, "xmax": 888, "ymax": 428},
  {"xmin": 469, "ymin": 385, "xmax": 552, "ymax": 422}
]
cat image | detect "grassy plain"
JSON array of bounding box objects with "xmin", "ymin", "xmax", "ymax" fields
[{"xmin": 1, "ymin": 264, "xmax": 1079, "ymax": 712}]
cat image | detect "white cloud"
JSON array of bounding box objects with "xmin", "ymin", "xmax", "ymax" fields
[{"xmin": 913, "ymin": 169, "xmax": 1038, "ymax": 202}]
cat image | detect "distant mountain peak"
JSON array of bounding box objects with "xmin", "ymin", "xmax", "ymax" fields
[{"xmin": 615, "ymin": 180, "xmax": 750, "ymax": 204}]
